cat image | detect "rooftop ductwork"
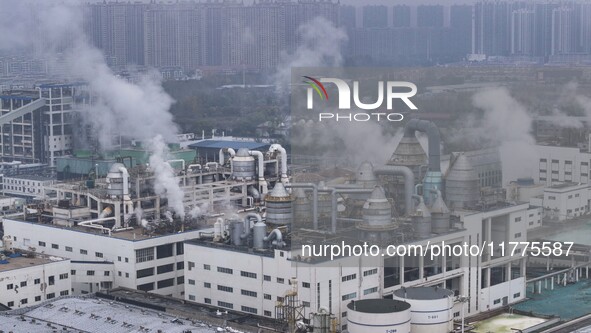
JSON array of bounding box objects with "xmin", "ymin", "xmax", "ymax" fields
[
  {"xmin": 403, "ymin": 119, "xmax": 443, "ymax": 205},
  {"xmin": 373, "ymin": 165, "xmax": 415, "ymax": 215}
]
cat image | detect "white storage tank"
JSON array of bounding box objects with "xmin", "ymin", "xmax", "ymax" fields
[
  {"xmin": 392, "ymin": 286, "xmax": 454, "ymax": 333},
  {"xmin": 347, "ymin": 299, "xmax": 411, "ymax": 333}
]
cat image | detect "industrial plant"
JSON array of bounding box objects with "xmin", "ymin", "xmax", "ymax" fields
[{"xmin": 1, "ymin": 112, "xmax": 586, "ymax": 333}]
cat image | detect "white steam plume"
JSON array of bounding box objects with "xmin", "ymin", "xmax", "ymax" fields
[
  {"xmin": 471, "ymin": 87, "xmax": 538, "ymax": 184},
  {"xmin": 272, "ymin": 16, "xmax": 348, "ymax": 93},
  {"xmin": 149, "ymin": 135, "xmax": 185, "ymax": 221}
]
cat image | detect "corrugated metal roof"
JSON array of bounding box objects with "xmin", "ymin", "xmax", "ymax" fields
[{"xmin": 188, "ymin": 140, "xmax": 270, "ymax": 150}]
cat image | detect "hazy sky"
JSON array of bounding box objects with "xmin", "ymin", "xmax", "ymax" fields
[{"xmin": 339, "ymin": 0, "xmax": 477, "ymax": 4}]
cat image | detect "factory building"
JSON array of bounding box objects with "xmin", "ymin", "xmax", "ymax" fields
[
  {"xmin": 0, "ymin": 241, "xmax": 72, "ymax": 310},
  {"xmin": 2, "ymin": 174, "xmax": 55, "ymax": 200},
  {"xmin": 538, "ymin": 182, "xmax": 590, "ymax": 222},
  {"xmin": 0, "ymin": 119, "xmax": 538, "ymax": 332},
  {"xmin": 534, "ymin": 144, "xmax": 591, "ymax": 186}
]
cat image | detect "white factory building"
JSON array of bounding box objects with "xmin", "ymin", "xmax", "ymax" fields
[
  {"xmin": 183, "ymin": 202, "xmax": 532, "ymax": 332},
  {"xmin": 534, "ymin": 144, "xmax": 591, "ymax": 186},
  {"xmin": 0, "ymin": 247, "xmax": 72, "ymax": 309},
  {"xmin": 528, "ymin": 182, "xmax": 591, "ymax": 222}
]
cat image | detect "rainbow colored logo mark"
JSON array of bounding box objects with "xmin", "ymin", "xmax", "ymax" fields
[{"xmin": 303, "ymin": 76, "xmax": 328, "ymax": 101}]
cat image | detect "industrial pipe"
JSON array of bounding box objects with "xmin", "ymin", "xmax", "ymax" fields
[
  {"xmin": 327, "ymin": 188, "xmax": 373, "ymax": 234},
  {"xmin": 285, "ymin": 183, "xmax": 318, "ymax": 230},
  {"xmin": 264, "ymin": 229, "xmax": 286, "ymax": 248},
  {"xmin": 373, "ymin": 165, "xmax": 415, "ymax": 215},
  {"xmin": 248, "ymin": 186, "xmax": 261, "ymax": 200},
  {"xmin": 269, "ymin": 144, "xmax": 289, "ymax": 184},
  {"xmin": 249, "ymin": 150, "xmax": 268, "ymax": 194},
  {"xmin": 240, "ymin": 212, "xmax": 262, "ymax": 239},
  {"xmin": 118, "ymin": 166, "xmax": 134, "ymax": 227},
  {"xmin": 218, "ymin": 148, "xmax": 236, "ymax": 166},
  {"xmin": 404, "ymin": 119, "xmax": 441, "ymax": 172}
]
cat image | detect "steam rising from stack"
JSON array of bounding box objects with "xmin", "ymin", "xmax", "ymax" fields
[{"xmin": 149, "ymin": 136, "xmax": 185, "ymax": 221}]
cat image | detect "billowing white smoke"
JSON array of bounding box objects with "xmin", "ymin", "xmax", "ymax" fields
[
  {"xmin": 149, "ymin": 135, "xmax": 185, "ymax": 221},
  {"xmin": 188, "ymin": 206, "xmax": 202, "ymax": 219},
  {"xmin": 0, "ymin": 1, "xmax": 184, "ymax": 217},
  {"xmin": 272, "ymin": 16, "xmax": 348, "ymax": 93},
  {"xmin": 471, "ymin": 87, "xmax": 538, "ymax": 184}
]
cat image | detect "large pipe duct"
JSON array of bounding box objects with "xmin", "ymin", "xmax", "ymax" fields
[
  {"xmin": 373, "ymin": 166, "xmax": 415, "ymax": 215},
  {"xmin": 219, "ymin": 148, "xmax": 236, "ymax": 166},
  {"xmin": 286, "ymin": 183, "xmax": 318, "ymax": 230},
  {"xmin": 327, "ymin": 188, "xmax": 373, "ymax": 234},
  {"xmin": 240, "ymin": 212, "xmax": 262, "ymax": 239},
  {"xmin": 269, "ymin": 144, "xmax": 288, "ymax": 184},
  {"xmin": 403, "ymin": 119, "xmax": 441, "ymax": 172},
  {"xmin": 264, "ymin": 229, "xmax": 286, "ymax": 248},
  {"xmin": 118, "ymin": 166, "xmax": 134, "ymax": 227},
  {"xmin": 249, "ymin": 150, "xmax": 268, "ymax": 194}
]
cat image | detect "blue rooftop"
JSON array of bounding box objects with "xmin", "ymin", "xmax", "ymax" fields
[{"xmin": 188, "ymin": 140, "xmax": 270, "ymax": 151}]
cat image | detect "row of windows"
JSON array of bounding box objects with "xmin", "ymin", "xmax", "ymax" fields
[
  {"xmin": 6, "ymin": 273, "xmax": 67, "ymax": 290},
  {"xmin": 363, "ymin": 268, "xmax": 378, "ymax": 276},
  {"xmin": 136, "ymin": 243, "xmax": 184, "ymax": 263},
  {"xmin": 5, "ymin": 290, "xmax": 69, "ymax": 307},
  {"xmin": 342, "ymin": 273, "xmax": 356, "ymax": 282},
  {"xmin": 137, "ymin": 276, "xmax": 184, "ymax": 292},
  {"xmin": 37, "ymin": 241, "xmax": 109, "ymax": 259}
]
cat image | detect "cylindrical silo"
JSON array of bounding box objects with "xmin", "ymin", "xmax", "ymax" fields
[
  {"xmin": 445, "ymin": 152, "xmax": 480, "ymax": 210},
  {"xmin": 265, "ymin": 182, "xmax": 293, "ymax": 226},
  {"xmin": 293, "ymin": 188, "xmax": 312, "ymax": 226},
  {"xmin": 392, "ymin": 286, "xmax": 454, "ymax": 333},
  {"xmin": 347, "ymin": 299, "xmax": 411, "ymax": 333},
  {"xmin": 430, "ymin": 190, "xmax": 451, "ymax": 234},
  {"xmin": 230, "ymin": 220, "xmax": 244, "ymax": 246},
  {"xmin": 231, "ymin": 148, "xmax": 256, "ymax": 181},
  {"xmin": 362, "ymin": 186, "xmax": 392, "ymax": 227},
  {"xmin": 411, "ymin": 196, "xmax": 431, "ymax": 238},
  {"xmin": 253, "ymin": 221, "xmax": 267, "ymax": 249}
]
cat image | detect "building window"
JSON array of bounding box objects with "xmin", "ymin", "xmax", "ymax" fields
[
  {"xmin": 302, "ymin": 282, "xmax": 310, "ymax": 288},
  {"xmin": 342, "ymin": 273, "xmax": 356, "ymax": 282},
  {"xmin": 264, "ymin": 310, "xmax": 272, "ymax": 317},
  {"xmin": 364, "ymin": 287, "xmax": 378, "ymax": 295},
  {"xmin": 59, "ymin": 273, "xmax": 68, "ymax": 280},
  {"xmin": 21, "ymin": 298, "xmax": 28, "ymax": 305},
  {"xmin": 51, "ymin": 244, "xmax": 58, "ymax": 249},
  {"xmin": 264, "ymin": 275, "xmax": 271, "ymax": 281},
  {"xmin": 241, "ymin": 306, "xmax": 257, "ymax": 314},
  {"xmin": 204, "ymin": 298, "xmax": 211, "ymax": 304},
  {"xmin": 363, "ymin": 268, "xmax": 378, "ymax": 276},
  {"xmin": 6, "ymin": 283, "xmax": 13, "ymax": 290},
  {"xmin": 342, "ymin": 292, "xmax": 357, "ymax": 301},
  {"xmin": 125, "ymin": 273, "xmax": 129, "ymax": 278},
  {"xmin": 156, "ymin": 244, "xmax": 173, "ymax": 259},
  {"xmin": 188, "ymin": 279, "xmax": 195, "ymax": 285},
  {"xmin": 104, "ymin": 271, "xmax": 110, "ymax": 276},
  {"xmin": 514, "ymin": 233, "xmax": 522, "ymax": 238},
  {"xmin": 47, "ymin": 293, "xmax": 55, "ymax": 299},
  {"xmin": 264, "ymin": 294, "xmax": 272, "ymax": 300},
  {"xmin": 38, "ymin": 241, "xmax": 46, "ymax": 247},
  {"xmin": 138, "ymin": 283, "xmax": 154, "ymax": 292},
  {"xmin": 157, "ymin": 278, "xmax": 174, "ymax": 289},
  {"xmin": 34, "ymin": 278, "xmax": 40, "ymax": 284},
  {"xmin": 20, "ymin": 281, "xmax": 27, "ymax": 287},
  {"xmin": 118, "ymin": 256, "xmax": 121, "ymax": 262},
  {"xmin": 177, "ymin": 262, "xmax": 184, "ymax": 270},
  {"xmin": 188, "ymin": 295, "xmax": 196, "ymax": 301},
  {"xmin": 218, "ymin": 301, "xmax": 233, "ymax": 309},
  {"xmin": 204, "ymin": 282, "xmax": 211, "ymax": 288},
  {"xmin": 240, "ymin": 271, "xmax": 257, "ymax": 278},
  {"xmin": 87, "ymin": 271, "xmax": 95, "ymax": 276},
  {"xmin": 7, "ymin": 301, "xmax": 14, "ymax": 307},
  {"xmin": 177, "ymin": 276, "xmax": 184, "ymax": 285},
  {"xmin": 65, "ymin": 246, "xmax": 72, "ymax": 252},
  {"xmin": 217, "ymin": 267, "xmax": 233, "ymax": 274},
  {"xmin": 203, "ymin": 264, "xmax": 210, "ymax": 270},
  {"xmin": 277, "ymin": 277, "xmax": 284, "ymax": 284},
  {"xmin": 80, "ymin": 249, "xmax": 87, "ymax": 255},
  {"xmin": 71, "ymin": 270, "xmax": 76, "ymax": 276},
  {"xmin": 241, "ymin": 289, "xmax": 257, "ymax": 297},
  {"xmin": 35, "ymin": 296, "xmax": 41, "ymax": 302},
  {"xmin": 60, "ymin": 290, "xmax": 69, "ymax": 296},
  {"xmin": 514, "ymin": 292, "xmax": 521, "ymax": 298},
  {"xmin": 493, "ymin": 299, "xmax": 501, "ymax": 305},
  {"xmin": 137, "ymin": 268, "xmax": 154, "ymax": 278},
  {"xmin": 95, "ymin": 252, "xmax": 103, "ymax": 258},
  {"xmin": 218, "ymin": 285, "xmax": 233, "ymax": 293},
  {"xmin": 514, "ymin": 217, "xmax": 521, "ymax": 222},
  {"xmin": 157, "ymin": 263, "xmax": 174, "ymax": 274},
  {"xmin": 49, "ymin": 276, "xmax": 55, "ymax": 285},
  {"xmin": 136, "ymin": 247, "xmax": 154, "ymax": 263}
]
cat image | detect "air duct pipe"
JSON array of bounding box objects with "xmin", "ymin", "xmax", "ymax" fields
[
  {"xmin": 373, "ymin": 165, "xmax": 415, "ymax": 215},
  {"xmin": 98, "ymin": 206, "xmax": 112, "ymax": 219},
  {"xmin": 118, "ymin": 166, "xmax": 134, "ymax": 227},
  {"xmin": 285, "ymin": 183, "xmax": 318, "ymax": 230},
  {"xmin": 403, "ymin": 119, "xmax": 442, "ymax": 205},
  {"xmin": 264, "ymin": 229, "xmax": 286, "ymax": 248},
  {"xmin": 269, "ymin": 144, "xmax": 289, "ymax": 184},
  {"xmin": 249, "ymin": 150, "xmax": 268, "ymax": 194},
  {"xmin": 403, "ymin": 119, "xmax": 440, "ymax": 171},
  {"xmin": 240, "ymin": 212, "xmax": 262, "ymax": 240},
  {"xmin": 219, "ymin": 148, "xmax": 236, "ymax": 166},
  {"xmin": 326, "ymin": 188, "xmax": 374, "ymax": 234}
]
